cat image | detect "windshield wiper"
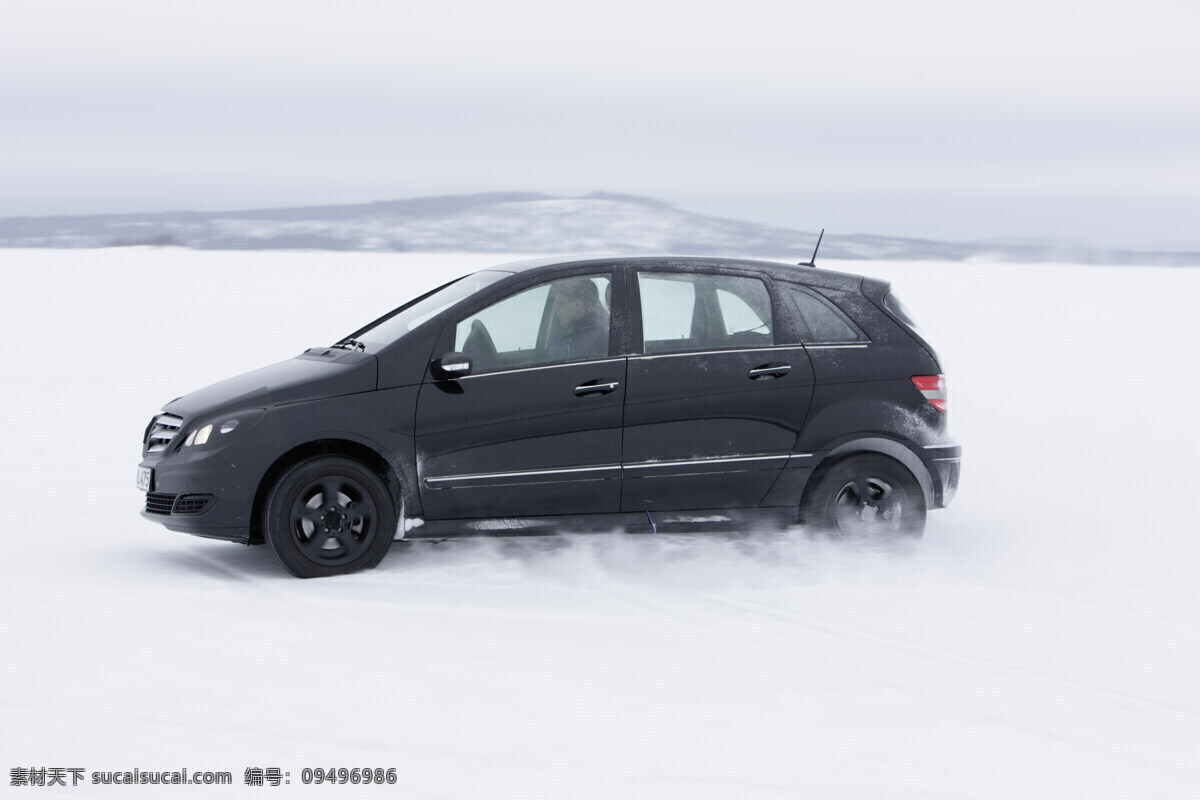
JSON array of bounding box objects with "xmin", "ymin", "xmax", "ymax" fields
[{"xmin": 331, "ymin": 338, "xmax": 366, "ymax": 352}]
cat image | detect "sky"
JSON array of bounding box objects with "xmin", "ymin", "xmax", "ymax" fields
[{"xmin": 1, "ymin": 0, "xmax": 1197, "ymax": 247}]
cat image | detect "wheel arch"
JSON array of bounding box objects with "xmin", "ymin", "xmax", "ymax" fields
[
  {"xmin": 798, "ymin": 436, "xmax": 934, "ymax": 524},
  {"xmin": 250, "ymin": 438, "xmax": 403, "ymax": 544}
]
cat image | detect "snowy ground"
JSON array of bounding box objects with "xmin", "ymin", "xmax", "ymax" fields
[{"xmin": 2, "ymin": 248, "xmax": 1198, "ymax": 798}]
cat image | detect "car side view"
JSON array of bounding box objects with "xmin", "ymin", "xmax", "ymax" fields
[{"xmin": 138, "ymin": 256, "xmax": 961, "ymax": 577}]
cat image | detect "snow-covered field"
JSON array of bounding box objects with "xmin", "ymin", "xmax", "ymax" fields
[{"xmin": 2, "ymin": 248, "xmax": 1198, "ymax": 798}]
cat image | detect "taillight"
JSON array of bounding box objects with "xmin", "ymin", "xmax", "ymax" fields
[{"xmin": 911, "ymin": 375, "xmax": 947, "ymax": 412}]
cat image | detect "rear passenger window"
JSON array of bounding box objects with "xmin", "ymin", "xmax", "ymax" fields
[
  {"xmin": 787, "ymin": 287, "xmax": 862, "ymax": 343},
  {"xmin": 639, "ymin": 272, "xmax": 774, "ymax": 354},
  {"xmin": 639, "ymin": 277, "xmax": 695, "ymax": 343},
  {"xmin": 716, "ymin": 289, "xmax": 768, "ymax": 336}
]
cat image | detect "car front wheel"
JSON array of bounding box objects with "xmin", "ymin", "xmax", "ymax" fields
[
  {"xmin": 263, "ymin": 456, "xmax": 396, "ymax": 578},
  {"xmin": 804, "ymin": 454, "xmax": 926, "ymax": 540}
]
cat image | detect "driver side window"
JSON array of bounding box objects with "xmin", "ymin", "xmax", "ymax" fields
[{"xmin": 454, "ymin": 274, "xmax": 612, "ymax": 372}]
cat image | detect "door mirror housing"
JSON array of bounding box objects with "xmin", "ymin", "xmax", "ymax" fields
[{"xmin": 432, "ymin": 351, "xmax": 473, "ymax": 379}]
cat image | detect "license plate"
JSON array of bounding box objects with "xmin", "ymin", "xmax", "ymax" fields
[{"xmin": 136, "ymin": 466, "xmax": 152, "ymax": 492}]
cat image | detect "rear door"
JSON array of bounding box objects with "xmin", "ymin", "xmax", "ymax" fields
[
  {"xmin": 415, "ymin": 269, "xmax": 627, "ymax": 519},
  {"xmin": 621, "ymin": 268, "xmax": 815, "ymax": 512}
]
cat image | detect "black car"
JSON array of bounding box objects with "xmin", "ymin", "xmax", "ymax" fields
[{"xmin": 138, "ymin": 256, "xmax": 960, "ymax": 577}]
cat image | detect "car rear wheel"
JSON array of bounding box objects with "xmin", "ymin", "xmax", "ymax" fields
[
  {"xmin": 263, "ymin": 456, "xmax": 396, "ymax": 578},
  {"xmin": 804, "ymin": 454, "xmax": 926, "ymax": 540}
]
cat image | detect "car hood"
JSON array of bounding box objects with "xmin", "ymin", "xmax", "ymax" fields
[{"xmin": 163, "ymin": 348, "xmax": 378, "ymax": 421}]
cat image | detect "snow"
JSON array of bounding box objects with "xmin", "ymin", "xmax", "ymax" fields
[{"xmin": 2, "ymin": 248, "xmax": 1198, "ymax": 797}]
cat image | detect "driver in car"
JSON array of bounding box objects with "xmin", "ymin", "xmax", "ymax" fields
[{"xmin": 546, "ymin": 278, "xmax": 609, "ymax": 362}]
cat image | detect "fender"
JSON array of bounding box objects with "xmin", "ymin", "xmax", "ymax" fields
[
  {"xmin": 256, "ymin": 386, "xmax": 424, "ymax": 524},
  {"xmin": 808, "ymin": 435, "xmax": 935, "ymax": 511}
]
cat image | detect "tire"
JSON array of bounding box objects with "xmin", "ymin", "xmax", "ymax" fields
[
  {"xmin": 804, "ymin": 454, "xmax": 926, "ymax": 540},
  {"xmin": 263, "ymin": 456, "xmax": 397, "ymax": 578}
]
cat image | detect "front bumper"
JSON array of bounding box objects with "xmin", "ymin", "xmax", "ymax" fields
[
  {"xmin": 138, "ymin": 429, "xmax": 272, "ymax": 544},
  {"xmin": 139, "ymin": 497, "xmax": 250, "ymax": 542}
]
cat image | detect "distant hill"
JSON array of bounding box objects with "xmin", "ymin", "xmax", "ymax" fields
[{"xmin": 0, "ymin": 191, "xmax": 1195, "ymax": 265}]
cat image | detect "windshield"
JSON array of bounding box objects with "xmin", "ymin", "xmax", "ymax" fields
[{"xmin": 352, "ymin": 270, "xmax": 508, "ymax": 349}]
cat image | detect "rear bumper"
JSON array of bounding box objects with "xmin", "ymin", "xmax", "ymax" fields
[{"xmin": 920, "ymin": 443, "xmax": 961, "ymax": 508}]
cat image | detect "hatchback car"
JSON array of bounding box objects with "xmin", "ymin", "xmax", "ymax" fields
[{"xmin": 138, "ymin": 256, "xmax": 960, "ymax": 577}]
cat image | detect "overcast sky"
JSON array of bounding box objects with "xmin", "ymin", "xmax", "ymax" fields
[{"xmin": 2, "ymin": 0, "xmax": 1196, "ymax": 246}]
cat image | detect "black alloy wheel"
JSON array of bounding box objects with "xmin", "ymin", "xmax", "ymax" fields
[
  {"xmin": 805, "ymin": 454, "xmax": 926, "ymax": 540},
  {"xmin": 263, "ymin": 456, "xmax": 396, "ymax": 578}
]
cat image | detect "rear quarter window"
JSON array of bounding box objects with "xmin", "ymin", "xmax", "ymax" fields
[
  {"xmin": 786, "ymin": 286, "xmax": 864, "ymax": 343},
  {"xmin": 883, "ymin": 290, "xmax": 921, "ymax": 332}
]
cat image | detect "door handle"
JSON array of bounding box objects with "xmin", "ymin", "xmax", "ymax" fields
[
  {"xmin": 748, "ymin": 363, "xmax": 791, "ymax": 380},
  {"xmin": 574, "ymin": 380, "xmax": 621, "ymax": 396}
]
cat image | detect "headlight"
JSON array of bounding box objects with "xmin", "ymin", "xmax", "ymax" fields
[
  {"xmin": 184, "ymin": 424, "xmax": 213, "ymax": 447},
  {"xmin": 183, "ymin": 419, "xmax": 235, "ymax": 447},
  {"xmin": 177, "ymin": 409, "xmax": 264, "ymax": 449}
]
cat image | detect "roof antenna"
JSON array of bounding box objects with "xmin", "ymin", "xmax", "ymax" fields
[{"xmin": 799, "ymin": 228, "xmax": 824, "ymax": 268}]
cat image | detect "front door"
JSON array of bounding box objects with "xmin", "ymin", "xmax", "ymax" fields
[
  {"xmin": 622, "ymin": 269, "xmax": 815, "ymax": 512},
  {"xmin": 415, "ymin": 271, "xmax": 626, "ymax": 519}
]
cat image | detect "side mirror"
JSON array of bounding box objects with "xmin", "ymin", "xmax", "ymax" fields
[{"xmin": 432, "ymin": 351, "xmax": 472, "ymax": 379}]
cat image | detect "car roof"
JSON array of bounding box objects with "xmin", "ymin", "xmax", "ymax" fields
[{"xmin": 488, "ymin": 255, "xmax": 867, "ymax": 292}]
